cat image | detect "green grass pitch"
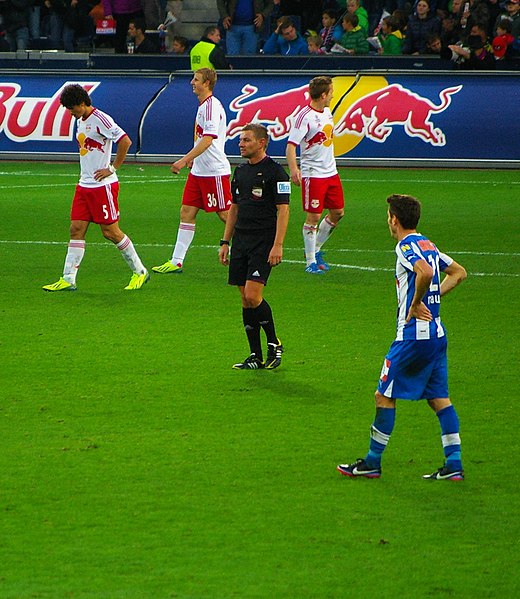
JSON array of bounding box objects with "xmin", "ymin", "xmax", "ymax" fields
[{"xmin": 1, "ymin": 162, "xmax": 519, "ymax": 598}]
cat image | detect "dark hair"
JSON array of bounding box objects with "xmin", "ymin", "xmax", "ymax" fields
[
  {"xmin": 204, "ymin": 25, "xmax": 219, "ymax": 37},
  {"xmin": 172, "ymin": 35, "xmax": 188, "ymax": 49},
  {"xmin": 343, "ymin": 13, "xmax": 359, "ymax": 27},
  {"xmin": 242, "ymin": 123, "xmax": 269, "ymax": 146},
  {"xmin": 322, "ymin": 8, "xmax": 338, "ymax": 20},
  {"xmin": 60, "ymin": 84, "xmax": 91, "ymax": 108},
  {"xmin": 309, "ymin": 75, "xmax": 332, "ymax": 100},
  {"xmin": 497, "ymin": 18, "xmax": 512, "ymax": 33},
  {"xmin": 130, "ymin": 17, "xmax": 147, "ymax": 33},
  {"xmin": 280, "ymin": 18, "xmax": 296, "ymax": 31},
  {"xmin": 384, "ymin": 16, "xmax": 401, "ymax": 32},
  {"xmin": 386, "ymin": 194, "xmax": 422, "ymax": 229}
]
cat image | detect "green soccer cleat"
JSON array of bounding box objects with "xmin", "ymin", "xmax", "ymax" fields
[
  {"xmin": 42, "ymin": 277, "xmax": 77, "ymax": 292},
  {"xmin": 151, "ymin": 261, "xmax": 183, "ymax": 274},
  {"xmin": 125, "ymin": 271, "xmax": 150, "ymax": 290}
]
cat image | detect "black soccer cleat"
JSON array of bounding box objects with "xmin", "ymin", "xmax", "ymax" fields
[
  {"xmin": 422, "ymin": 465, "xmax": 464, "ymax": 481},
  {"xmin": 337, "ymin": 458, "xmax": 382, "ymax": 478},
  {"xmin": 232, "ymin": 353, "xmax": 265, "ymax": 370},
  {"xmin": 265, "ymin": 339, "xmax": 284, "ymax": 369}
]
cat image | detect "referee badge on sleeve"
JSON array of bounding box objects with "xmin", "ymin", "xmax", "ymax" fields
[{"xmin": 277, "ymin": 181, "xmax": 291, "ymax": 194}]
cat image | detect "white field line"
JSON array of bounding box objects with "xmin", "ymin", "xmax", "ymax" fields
[{"xmin": 1, "ymin": 240, "xmax": 518, "ymax": 277}]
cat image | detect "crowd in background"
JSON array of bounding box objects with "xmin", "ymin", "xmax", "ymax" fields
[{"xmin": 1, "ymin": 0, "xmax": 518, "ymax": 67}]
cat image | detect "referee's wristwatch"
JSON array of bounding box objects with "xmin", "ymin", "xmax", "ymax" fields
[{"xmin": 219, "ymin": 239, "xmax": 230, "ymax": 246}]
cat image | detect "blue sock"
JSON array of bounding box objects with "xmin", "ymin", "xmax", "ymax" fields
[
  {"xmin": 365, "ymin": 407, "xmax": 396, "ymax": 468},
  {"xmin": 436, "ymin": 405, "xmax": 462, "ymax": 471}
]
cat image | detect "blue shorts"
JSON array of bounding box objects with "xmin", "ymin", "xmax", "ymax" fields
[{"xmin": 377, "ymin": 336, "xmax": 449, "ymax": 400}]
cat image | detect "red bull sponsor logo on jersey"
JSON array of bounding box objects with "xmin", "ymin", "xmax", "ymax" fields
[{"xmin": 0, "ymin": 82, "xmax": 99, "ymax": 142}]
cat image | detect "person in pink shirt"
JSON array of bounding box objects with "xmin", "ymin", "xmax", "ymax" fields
[{"xmin": 102, "ymin": 0, "xmax": 144, "ymax": 53}]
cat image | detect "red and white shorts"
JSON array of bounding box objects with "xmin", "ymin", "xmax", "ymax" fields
[
  {"xmin": 302, "ymin": 173, "xmax": 344, "ymax": 213},
  {"xmin": 182, "ymin": 173, "xmax": 232, "ymax": 212},
  {"xmin": 71, "ymin": 183, "xmax": 120, "ymax": 224}
]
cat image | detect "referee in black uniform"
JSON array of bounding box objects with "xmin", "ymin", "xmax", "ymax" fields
[{"xmin": 219, "ymin": 123, "xmax": 290, "ymax": 370}]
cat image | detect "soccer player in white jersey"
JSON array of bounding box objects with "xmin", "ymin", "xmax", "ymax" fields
[
  {"xmin": 153, "ymin": 68, "xmax": 232, "ymax": 274},
  {"xmin": 43, "ymin": 84, "xmax": 149, "ymax": 292},
  {"xmin": 286, "ymin": 76, "xmax": 344, "ymax": 275},
  {"xmin": 337, "ymin": 195, "xmax": 467, "ymax": 481}
]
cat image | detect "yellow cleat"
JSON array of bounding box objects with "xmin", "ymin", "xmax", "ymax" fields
[
  {"xmin": 125, "ymin": 271, "xmax": 150, "ymax": 290},
  {"xmin": 42, "ymin": 277, "xmax": 76, "ymax": 292},
  {"xmin": 151, "ymin": 261, "xmax": 183, "ymax": 274}
]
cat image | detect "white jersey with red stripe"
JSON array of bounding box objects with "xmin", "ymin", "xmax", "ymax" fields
[
  {"xmin": 76, "ymin": 108, "xmax": 127, "ymax": 188},
  {"xmin": 191, "ymin": 95, "xmax": 231, "ymax": 177},
  {"xmin": 287, "ymin": 105, "xmax": 337, "ymax": 178}
]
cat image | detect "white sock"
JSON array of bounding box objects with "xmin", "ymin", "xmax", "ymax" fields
[
  {"xmin": 316, "ymin": 216, "xmax": 335, "ymax": 252},
  {"xmin": 303, "ymin": 224, "xmax": 318, "ymax": 266},
  {"xmin": 63, "ymin": 239, "xmax": 85, "ymax": 284},
  {"xmin": 117, "ymin": 235, "xmax": 146, "ymax": 274},
  {"xmin": 172, "ymin": 222, "xmax": 196, "ymax": 266}
]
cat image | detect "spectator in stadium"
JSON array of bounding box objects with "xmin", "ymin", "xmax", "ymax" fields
[
  {"xmin": 307, "ymin": 33, "xmax": 326, "ymax": 52},
  {"xmin": 494, "ymin": 0, "xmax": 520, "ymax": 42},
  {"xmin": 190, "ymin": 25, "xmax": 231, "ymax": 69},
  {"xmin": 286, "ymin": 76, "xmax": 345, "ymax": 275},
  {"xmin": 170, "ymin": 33, "xmax": 188, "ymax": 53},
  {"xmin": 217, "ymin": 0, "xmax": 274, "ymax": 55},
  {"xmin": 3, "ymin": 0, "xmax": 31, "ymax": 50},
  {"xmin": 128, "ymin": 17, "xmax": 158, "ymax": 52},
  {"xmin": 402, "ymin": 0, "xmax": 441, "ymax": 54},
  {"xmin": 319, "ymin": 8, "xmax": 343, "ymax": 51},
  {"xmin": 346, "ymin": 0, "xmax": 369, "ymax": 34},
  {"xmin": 102, "ymin": 0, "xmax": 144, "ymax": 53},
  {"xmin": 152, "ymin": 68, "xmax": 232, "ymax": 275},
  {"xmin": 492, "ymin": 17, "xmax": 514, "ymax": 59},
  {"xmin": 218, "ymin": 123, "xmax": 289, "ymax": 371},
  {"xmin": 448, "ymin": 29, "xmax": 495, "ymax": 66},
  {"xmin": 337, "ymin": 194, "xmax": 467, "ymax": 482},
  {"xmin": 486, "ymin": 0, "xmax": 501, "ymax": 38},
  {"xmin": 440, "ymin": 0, "xmax": 464, "ymax": 46},
  {"xmin": 378, "ymin": 14, "xmax": 404, "ymax": 54},
  {"xmin": 425, "ymin": 31, "xmax": 442, "ymax": 53},
  {"xmin": 263, "ymin": 16, "xmax": 309, "ymax": 54},
  {"xmin": 339, "ymin": 12, "xmax": 369, "ymax": 53},
  {"xmin": 43, "ymin": 84, "xmax": 149, "ymax": 293}
]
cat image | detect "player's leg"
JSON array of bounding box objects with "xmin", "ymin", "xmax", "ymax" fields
[
  {"xmin": 302, "ymin": 177, "xmax": 324, "ymax": 274},
  {"xmin": 43, "ymin": 185, "xmax": 91, "ymax": 291},
  {"xmin": 422, "ymin": 397, "xmax": 463, "ymax": 480},
  {"xmin": 315, "ymin": 175, "xmax": 345, "ymax": 270}
]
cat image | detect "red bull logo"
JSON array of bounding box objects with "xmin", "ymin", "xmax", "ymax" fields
[
  {"xmin": 227, "ymin": 84, "xmax": 309, "ymax": 140},
  {"xmin": 0, "ymin": 82, "xmax": 99, "ymax": 142},
  {"xmin": 78, "ymin": 134, "xmax": 106, "ymax": 155},
  {"xmin": 334, "ymin": 83, "xmax": 463, "ymax": 147}
]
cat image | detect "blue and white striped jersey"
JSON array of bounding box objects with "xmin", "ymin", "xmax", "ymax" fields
[{"xmin": 394, "ymin": 233, "xmax": 453, "ymax": 341}]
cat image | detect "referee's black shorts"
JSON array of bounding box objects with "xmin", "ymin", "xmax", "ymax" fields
[{"xmin": 228, "ymin": 228, "xmax": 276, "ymax": 287}]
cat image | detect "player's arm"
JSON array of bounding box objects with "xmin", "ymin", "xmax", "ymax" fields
[
  {"xmin": 440, "ymin": 260, "xmax": 467, "ymax": 297},
  {"xmin": 94, "ymin": 134, "xmax": 131, "ymax": 181},
  {"xmin": 406, "ymin": 259, "xmax": 434, "ymax": 322},
  {"xmin": 219, "ymin": 203, "xmax": 238, "ymax": 266},
  {"xmin": 286, "ymin": 143, "xmax": 301, "ymax": 187},
  {"xmin": 171, "ymin": 135, "xmax": 213, "ymax": 173},
  {"xmin": 268, "ymin": 203, "xmax": 290, "ymax": 266}
]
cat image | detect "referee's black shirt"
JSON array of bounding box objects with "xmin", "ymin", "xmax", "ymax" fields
[{"xmin": 232, "ymin": 156, "xmax": 290, "ymax": 231}]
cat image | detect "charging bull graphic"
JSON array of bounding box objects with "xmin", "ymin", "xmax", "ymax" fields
[
  {"xmin": 227, "ymin": 83, "xmax": 310, "ymax": 140},
  {"xmin": 334, "ymin": 84, "xmax": 463, "ymax": 146}
]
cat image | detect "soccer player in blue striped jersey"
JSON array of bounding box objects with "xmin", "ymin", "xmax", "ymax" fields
[{"xmin": 337, "ymin": 194, "xmax": 467, "ymax": 481}]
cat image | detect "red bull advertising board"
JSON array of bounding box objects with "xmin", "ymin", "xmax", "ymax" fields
[{"xmin": 0, "ymin": 72, "xmax": 518, "ymax": 166}]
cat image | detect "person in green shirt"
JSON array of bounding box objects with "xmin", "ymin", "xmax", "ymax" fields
[
  {"xmin": 340, "ymin": 13, "xmax": 369, "ymax": 54},
  {"xmin": 347, "ymin": 0, "xmax": 369, "ymax": 35},
  {"xmin": 378, "ymin": 16, "xmax": 404, "ymax": 55}
]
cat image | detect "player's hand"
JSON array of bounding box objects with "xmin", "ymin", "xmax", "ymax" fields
[
  {"xmin": 171, "ymin": 159, "xmax": 185, "ymax": 174},
  {"xmin": 268, "ymin": 244, "xmax": 283, "ymax": 266},
  {"xmin": 406, "ymin": 302, "xmax": 432, "ymax": 323},
  {"xmin": 290, "ymin": 170, "xmax": 301, "ymax": 187},
  {"xmin": 94, "ymin": 168, "xmax": 111, "ymax": 181},
  {"xmin": 219, "ymin": 245, "xmax": 229, "ymax": 266}
]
